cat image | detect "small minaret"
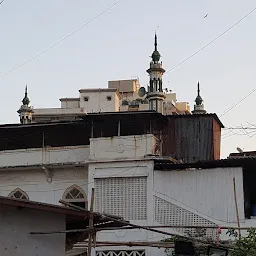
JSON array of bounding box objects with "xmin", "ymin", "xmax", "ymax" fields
[
  {"xmin": 146, "ymin": 33, "xmax": 166, "ymax": 114},
  {"xmin": 192, "ymin": 82, "xmax": 207, "ymax": 114},
  {"xmin": 17, "ymin": 85, "xmax": 33, "ymax": 124}
]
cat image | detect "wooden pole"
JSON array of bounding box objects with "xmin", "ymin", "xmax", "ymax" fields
[
  {"xmin": 233, "ymin": 177, "xmax": 241, "ymax": 239},
  {"xmin": 87, "ymin": 188, "xmax": 95, "ymax": 256}
]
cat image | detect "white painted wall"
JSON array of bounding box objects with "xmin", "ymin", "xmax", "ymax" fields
[
  {"xmin": 154, "ymin": 167, "xmax": 244, "ymax": 223},
  {"xmin": 60, "ymin": 98, "xmax": 80, "ymax": 108},
  {"xmin": 89, "ymin": 134, "xmax": 159, "ymax": 161},
  {"xmin": 33, "ymin": 107, "xmax": 84, "ymax": 115},
  {"xmin": 0, "ymin": 205, "xmax": 65, "ymax": 256},
  {"xmin": 79, "ymin": 90, "xmax": 120, "ymax": 113},
  {"xmin": 0, "ymin": 145, "xmax": 89, "ymax": 168},
  {"xmin": 0, "ymin": 167, "xmax": 88, "ymax": 205},
  {"xmin": 87, "ymin": 159, "xmax": 166, "ymax": 256}
]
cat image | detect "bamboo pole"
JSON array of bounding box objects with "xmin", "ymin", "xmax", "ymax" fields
[
  {"xmin": 30, "ymin": 225, "xmax": 256, "ymax": 235},
  {"xmin": 87, "ymin": 188, "xmax": 95, "ymax": 256},
  {"xmin": 75, "ymin": 241, "xmax": 175, "ymax": 248},
  {"xmin": 58, "ymin": 200, "xmax": 231, "ymax": 248},
  {"xmin": 233, "ymin": 177, "xmax": 241, "ymax": 239}
]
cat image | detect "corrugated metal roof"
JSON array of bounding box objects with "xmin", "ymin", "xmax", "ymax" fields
[
  {"xmin": 154, "ymin": 157, "xmax": 256, "ymax": 170},
  {"xmin": 162, "ymin": 114, "xmax": 222, "ymax": 163},
  {"xmin": 0, "ymin": 196, "xmax": 89, "ymax": 217},
  {"xmin": 169, "ymin": 113, "xmax": 224, "ymax": 128},
  {"xmin": 229, "ymin": 151, "xmax": 256, "ymax": 157}
]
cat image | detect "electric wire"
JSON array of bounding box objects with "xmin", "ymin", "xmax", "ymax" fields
[
  {"xmin": 0, "ymin": 0, "xmax": 121, "ymax": 79},
  {"xmin": 165, "ymin": 6, "xmax": 256, "ymax": 74},
  {"xmin": 220, "ymin": 88, "xmax": 256, "ymax": 117}
]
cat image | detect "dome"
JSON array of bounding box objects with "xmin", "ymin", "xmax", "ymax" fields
[
  {"xmin": 195, "ymin": 95, "xmax": 203, "ymax": 105},
  {"xmin": 151, "ymin": 50, "xmax": 161, "ymax": 62},
  {"xmin": 22, "ymin": 95, "xmax": 30, "ymax": 105}
]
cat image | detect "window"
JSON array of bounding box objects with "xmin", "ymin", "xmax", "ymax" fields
[
  {"xmin": 8, "ymin": 188, "xmax": 29, "ymax": 200},
  {"xmin": 63, "ymin": 185, "xmax": 87, "ymax": 209},
  {"xmin": 106, "ymin": 96, "xmax": 112, "ymax": 101},
  {"xmin": 84, "ymin": 96, "xmax": 89, "ymax": 101}
]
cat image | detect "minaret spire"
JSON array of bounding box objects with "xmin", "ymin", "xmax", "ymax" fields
[
  {"xmin": 17, "ymin": 85, "xmax": 33, "ymax": 124},
  {"xmin": 154, "ymin": 32, "xmax": 157, "ymax": 51},
  {"xmin": 192, "ymin": 81, "xmax": 206, "ymax": 114},
  {"xmin": 25, "ymin": 85, "xmax": 28, "ymax": 97}
]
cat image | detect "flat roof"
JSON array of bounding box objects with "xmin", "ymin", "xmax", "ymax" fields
[
  {"xmin": 0, "ymin": 111, "xmax": 222, "ymax": 128},
  {"xmin": 59, "ymin": 98, "xmax": 80, "ymax": 101},
  {"xmin": 79, "ymin": 88, "xmax": 118, "ymax": 93},
  {"xmin": 0, "ymin": 111, "xmax": 164, "ymax": 128}
]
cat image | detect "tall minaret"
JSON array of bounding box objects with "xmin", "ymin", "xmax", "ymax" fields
[
  {"xmin": 17, "ymin": 85, "xmax": 33, "ymax": 124},
  {"xmin": 192, "ymin": 82, "xmax": 207, "ymax": 114},
  {"xmin": 146, "ymin": 33, "xmax": 166, "ymax": 113}
]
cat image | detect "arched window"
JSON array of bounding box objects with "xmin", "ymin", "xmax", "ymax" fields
[
  {"xmin": 63, "ymin": 185, "xmax": 87, "ymax": 209},
  {"xmin": 8, "ymin": 188, "xmax": 29, "ymax": 200}
]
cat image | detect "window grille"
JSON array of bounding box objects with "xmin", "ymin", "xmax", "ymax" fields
[
  {"xmin": 8, "ymin": 188, "xmax": 29, "ymax": 200},
  {"xmin": 96, "ymin": 250, "xmax": 145, "ymax": 256},
  {"xmin": 95, "ymin": 177, "xmax": 147, "ymax": 220},
  {"xmin": 154, "ymin": 196, "xmax": 218, "ymax": 240},
  {"xmin": 63, "ymin": 185, "xmax": 87, "ymax": 209}
]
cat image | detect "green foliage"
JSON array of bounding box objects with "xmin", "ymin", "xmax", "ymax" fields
[{"xmin": 228, "ymin": 228, "xmax": 256, "ymax": 256}]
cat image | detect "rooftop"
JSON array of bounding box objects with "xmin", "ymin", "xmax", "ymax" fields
[
  {"xmin": 154, "ymin": 157, "xmax": 256, "ymax": 170},
  {"xmin": 0, "ymin": 111, "xmax": 223, "ymax": 152},
  {"xmin": 79, "ymin": 88, "xmax": 119, "ymax": 93}
]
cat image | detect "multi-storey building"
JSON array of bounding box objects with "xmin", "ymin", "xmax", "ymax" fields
[{"xmin": 5, "ymin": 35, "xmax": 230, "ymax": 256}]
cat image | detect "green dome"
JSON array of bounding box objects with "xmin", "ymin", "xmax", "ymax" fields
[
  {"xmin": 22, "ymin": 96, "xmax": 30, "ymax": 105},
  {"xmin": 195, "ymin": 95, "xmax": 203, "ymax": 105},
  {"xmin": 152, "ymin": 50, "xmax": 160, "ymax": 62}
]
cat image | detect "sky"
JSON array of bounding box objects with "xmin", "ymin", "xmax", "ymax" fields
[{"xmin": 0, "ymin": 0, "xmax": 256, "ymax": 158}]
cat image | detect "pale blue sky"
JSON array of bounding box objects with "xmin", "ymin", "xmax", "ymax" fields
[{"xmin": 0, "ymin": 0, "xmax": 256, "ymax": 158}]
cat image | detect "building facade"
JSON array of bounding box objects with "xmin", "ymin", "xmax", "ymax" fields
[
  {"xmin": 86, "ymin": 136, "xmax": 256, "ymax": 256},
  {"xmin": 1, "ymin": 34, "xmax": 233, "ymax": 256}
]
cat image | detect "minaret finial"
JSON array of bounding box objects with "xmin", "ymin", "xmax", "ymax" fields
[
  {"xmin": 25, "ymin": 85, "xmax": 28, "ymax": 97},
  {"xmin": 197, "ymin": 81, "xmax": 200, "ymax": 96},
  {"xmin": 154, "ymin": 32, "xmax": 157, "ymax": 51}
]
